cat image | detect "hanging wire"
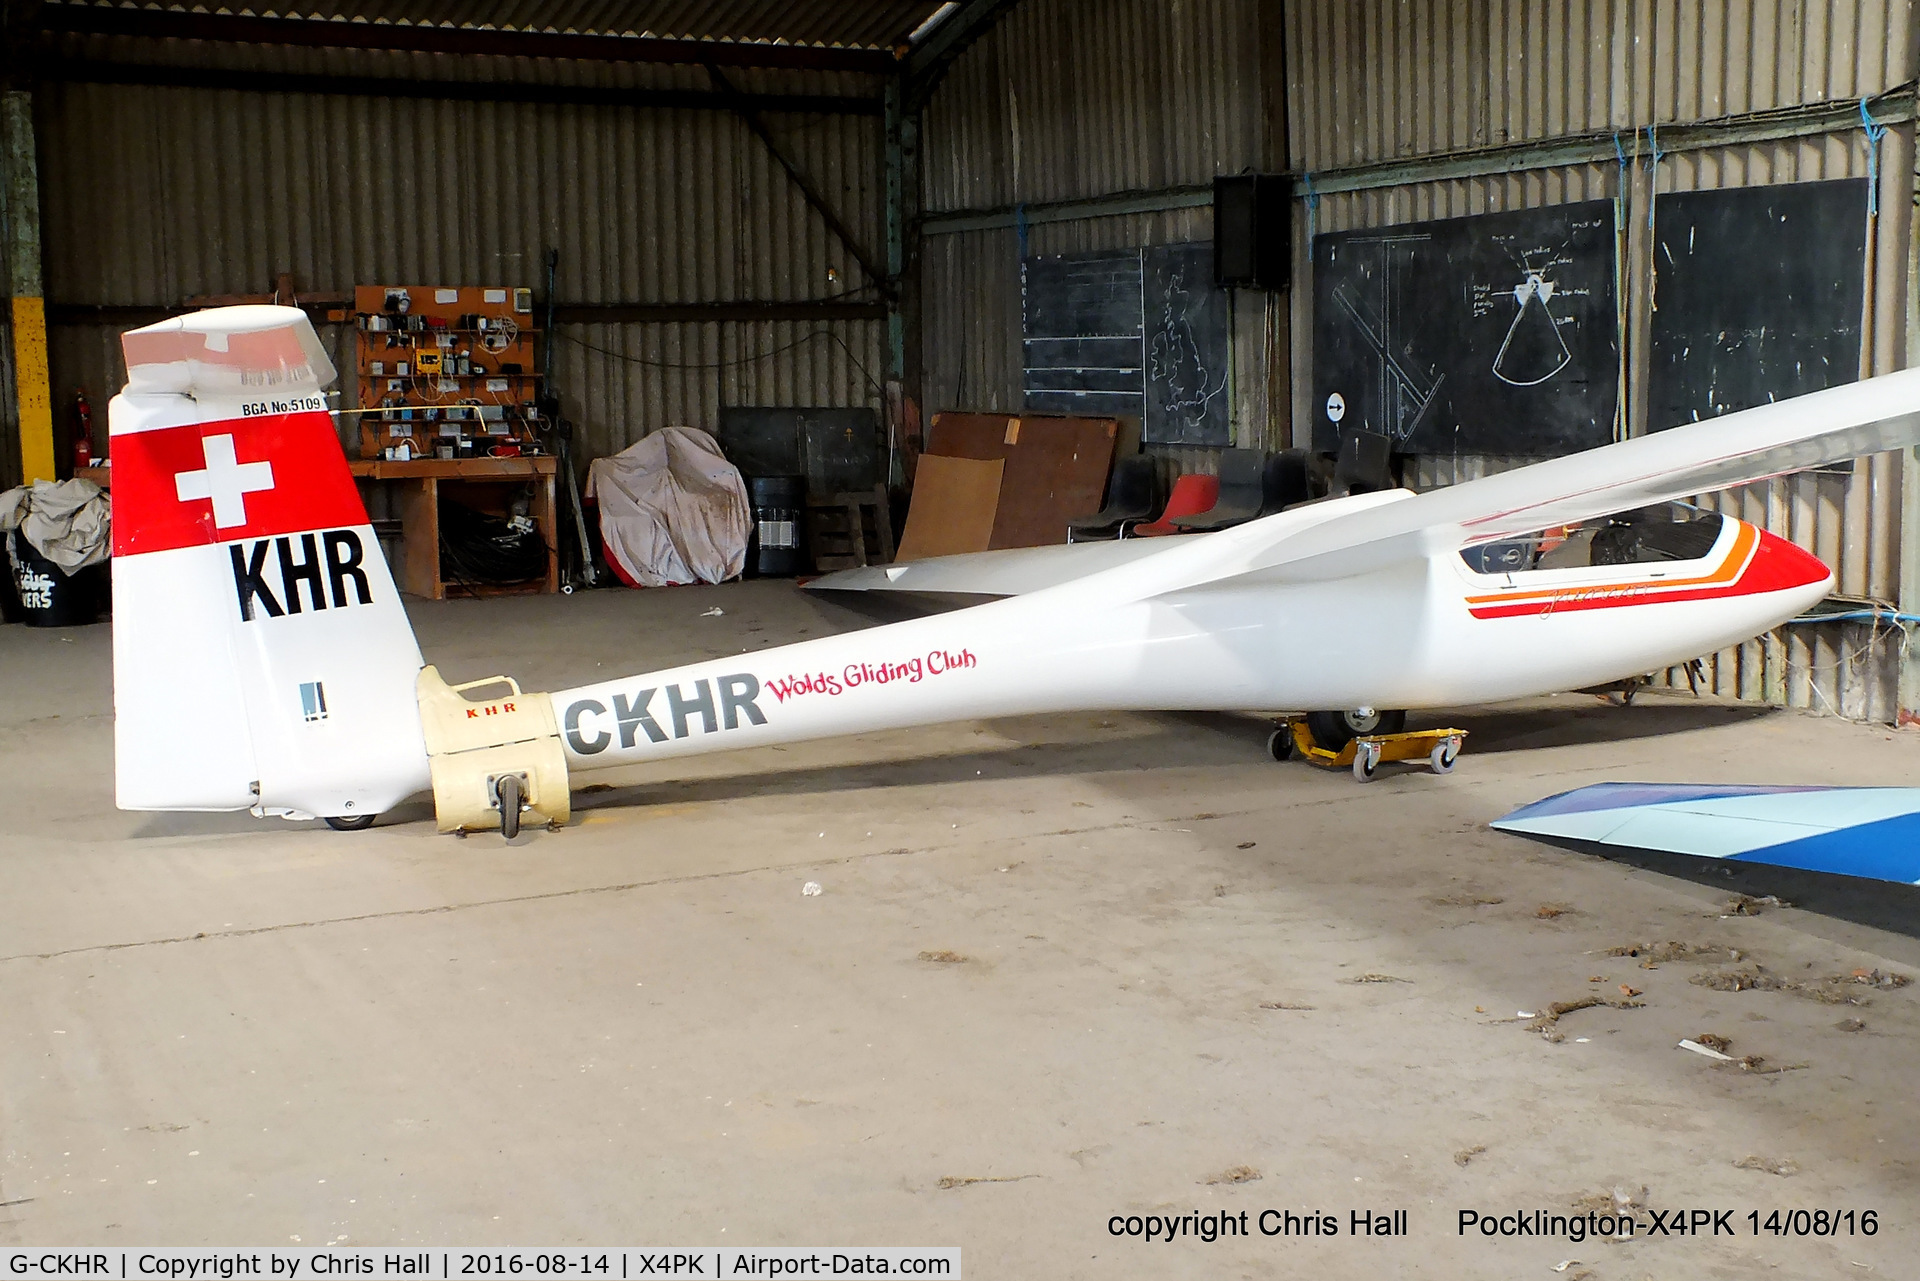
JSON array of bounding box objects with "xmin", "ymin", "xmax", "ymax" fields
[
  {"xmin": 554, "ymin": 327, "xmax": 885, "ymax": 400},
  {"xmin": 1643, "ymin": 124, "xmax": 1664, "ymax": 229},
  {"xmin": 1784, "ymin": 608, "xmax": 1920, "ymax": 625},
  {"xmin": 1859, "ymin": 97, "xmax": 1887, "ymax": 217},
  {"xmin": 1611, "ymin": 131, "xmax": 1633, "ymax": 444}
]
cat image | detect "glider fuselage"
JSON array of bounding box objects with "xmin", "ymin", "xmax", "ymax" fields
[{"xmin": 546, "ymin": 510, "xmax": 1830, "ymax": 773}]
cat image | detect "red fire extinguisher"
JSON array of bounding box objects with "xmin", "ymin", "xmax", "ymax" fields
[{"xmin": 73, "ymin": 389, "xmax": 92, "ymax": 469}]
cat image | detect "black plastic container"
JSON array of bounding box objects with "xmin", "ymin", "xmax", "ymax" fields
[
  {"xmin": 746, "ymin": 474, "xmax": 806, "ymax": 577},
  {"xmin": 9, "ymin": 530, "xmax": 104, "ymax": 627}
]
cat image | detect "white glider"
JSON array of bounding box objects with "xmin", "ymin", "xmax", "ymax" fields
[{"xmin": 108, "ymin": 306, "xmax": 1920, "ymax": 835}]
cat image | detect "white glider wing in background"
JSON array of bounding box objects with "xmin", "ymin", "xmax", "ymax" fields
[
  {"xmin": 814, "ymin": 371, "xmax": 1920, "ymax": 600},
  {"xmin": 106, "ymin": 307, "xmax": 1920, "ymax": 834}
]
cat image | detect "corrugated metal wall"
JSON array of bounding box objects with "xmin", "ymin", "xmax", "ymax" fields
[
  {"xmin": 916, "ymin": 0, "xmax": 1278, "ymax": 472},
  {"xmin": 1287, "ymin": 0, "xmax": 1916, "ymax": 721},
  {"xmin": 1291, "ymin": 0, "xmax": 1909, "ymax": 163},
  {"xmin": 921, "ymin": 0, "xmax": 1267, "ymax": 210},
  {"xmin": 35, "ymin": 50, "xmax": 887, "ymax": 469}
]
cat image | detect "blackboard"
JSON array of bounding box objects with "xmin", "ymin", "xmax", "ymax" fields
[
  {"xmin": 1648, "ymin": 179, "xmax": 1868, "ymax": 432},
  {"xmin": 1021, "ymin": 252, "xmax": 1144, "ymax": 420},
  {"xmin": 1022, "ymin": 242, "xmax": 1230, "ymax": 446},
  {"xmin": 715, "ymin": 406, "xmax": 884, "ymax": 499},
  {"xmin": 1312, "ymin": 200, "xmax": 1619, "ymax": 457},
  {"xmin": 1143, "ymin": 243, "xmax": 1231, "ymax": 446}
]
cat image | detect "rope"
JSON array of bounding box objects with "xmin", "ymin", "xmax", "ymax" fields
[
  {"xmin": 1784, "ymin": 608, "xmax": 1920, "ymax": 625},
  {"xmin": 1859, "ymin": 97, "xmax": 1887, "ymax": 217},
  {"xmin": 1643, "ymin": 124, "xmax": 1665, "ymax": 228},
  {"xmin": 1612, "ymin": 131, "xmax": 1630, "ymax": 203},
  {"xmin": 1014, "ymin": 202, "xmax": 1029, "ymax": 261},
  {"xmin": 1304, "ymin": 172, "xmax": 1319, "ymax": 244}
]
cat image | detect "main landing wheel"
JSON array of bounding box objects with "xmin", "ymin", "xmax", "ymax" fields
[
  {"xmin": 1305, "ymin": 708, "xmax": 1406, "ymax": 753},
  {"xmin": 496, "ymin": 774, "xmax": 523, "ymax": 840},
  {"xmin": 325, "ymin": 814, "xmax": 376, "ymax": 831}
]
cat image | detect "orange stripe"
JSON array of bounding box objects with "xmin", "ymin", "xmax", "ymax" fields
[{"xmin": 1464, "ymin": 521, "xmax": 1757, "ymax": 609}]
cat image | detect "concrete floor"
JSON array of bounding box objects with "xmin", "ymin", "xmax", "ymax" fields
[{"xmin": 5, "ymin": 580, "xmax": 1920, "ymax": 1277}]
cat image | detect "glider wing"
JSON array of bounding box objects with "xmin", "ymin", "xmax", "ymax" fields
[
  {"xmin": 817, "ymin": 370, "xmax": 1920, "ymax": 600},
  {"xmin": 1493, "ymin": 783, "xmax": 1920, "ymax": 886}
]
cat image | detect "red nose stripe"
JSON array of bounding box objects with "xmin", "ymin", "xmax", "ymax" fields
[
  {"xmin": 111, "ymin": 412, "xmax": 368, "ymax": 557},
  {"xmin": 1466, "ymin": 522, "xmax": 1828, "ymax": 620},
  {"xmin": 1740, "ymin": 527, "xmax": 1834, "ymax": 594}
]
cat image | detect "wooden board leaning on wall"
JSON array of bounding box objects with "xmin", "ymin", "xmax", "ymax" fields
[{"xmin": 925, "ymin": 412, "xmax": 1119, "ymax": 549}]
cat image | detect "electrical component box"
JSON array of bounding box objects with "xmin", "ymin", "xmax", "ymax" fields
[{"xmin": 352, "ymin": 283, "xmax": 543, "ymax": 460}]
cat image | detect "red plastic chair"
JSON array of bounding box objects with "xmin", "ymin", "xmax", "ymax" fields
[{"xmin": 1131, "ymin": 474, "xmax": 1220, "ymax": 537}]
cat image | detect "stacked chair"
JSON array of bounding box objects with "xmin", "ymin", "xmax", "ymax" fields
[
  {"xmin": 1065, "ymin": 456, "xmax": 1162, "ymax": 541},
  {"xmin": 1066, "ymin": 447, "xmax": 1327, "ymax": 542},
  {"xmin": 1131, "ymin": 474, "xmax": 1221, "ymax": 537},
  {"xmin": 1167, "ymin": 448, "xmax": 1316, "ymax": 533},
  {"xmin": 1163, "ymin": 448, "xmax": 1264, "ymax": 532}
]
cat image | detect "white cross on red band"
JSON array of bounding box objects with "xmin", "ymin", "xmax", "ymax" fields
[
  {"xmin": 173, "ymin": 433, "xmax": 276, "ymax": 528},
  {"xmin": 110, "ymin": 412, "xmax": 370, "ymax": 558}
]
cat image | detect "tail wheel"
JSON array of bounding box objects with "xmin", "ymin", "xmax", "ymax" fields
[
  {"xmin": 325, "ymin": 814, "xmax": 376, "ymax": 831},
  {"xmin": 1267, "ymin": 727, "xmax": 1295, "ymax": 761},
  {"xmin": 496, "ymin": 774, "xmax": 523, "ymax": 840},
  {"xmin": 1304, "ymin": 708, "xmax": 1407, "ymax": 753}
]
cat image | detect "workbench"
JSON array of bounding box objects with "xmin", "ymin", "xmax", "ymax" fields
[{"xmin": 348, "ymin": 457, "xmax": 559, "ymax": 600}]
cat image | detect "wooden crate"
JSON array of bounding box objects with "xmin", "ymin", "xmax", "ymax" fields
[{"xmin": 806, "ymin": 485, "xmax": 895, "ymax": 571}]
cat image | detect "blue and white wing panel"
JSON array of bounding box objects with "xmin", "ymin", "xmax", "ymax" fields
[{"xmin": 1492, "ymin": 784, "xmax": 1920, "ymax": 886}]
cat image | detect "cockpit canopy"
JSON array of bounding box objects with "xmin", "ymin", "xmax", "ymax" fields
[{"xmin": 1461, "ymin": 505, "xmax": 1726, "ymax": 574}]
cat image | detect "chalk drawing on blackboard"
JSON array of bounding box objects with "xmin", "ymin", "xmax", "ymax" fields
[
  {"xmin": 1492, "ymin": 273, "xmax": 1573, "ymax": 386},
  {"xmin": 1024, "ymin": 242, "xmax": 1230, "ymax": 445},
  {"xmin": 1481, "ymin": 232, "xmax": 1593, "ymax": 387},
  {"xmin": 1313, "ymin": 201, "xmax": 1617, "ymax": 457},
  {"xmin": 1019, "ymin": 252, "xmax": 1149, "ymax": 421},
  {"xmin": 1330, "ymin": 234, "xmax": 1445, "ymax": 443},
  {"xmin": 1147, "ymin": 254, "xmax": 1225, "ymax": 427}
]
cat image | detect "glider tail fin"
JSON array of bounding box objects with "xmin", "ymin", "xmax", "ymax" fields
[{"xmin": 111, "ymin": 305, "xmax": 430, "ymax": 820}]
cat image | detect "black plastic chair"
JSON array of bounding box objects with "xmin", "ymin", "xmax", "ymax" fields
[
  {"xmin": 1333, "ymin": 429, "xmax": 1394, "ymax": 495},
  {"xmin": 1259, "ymin": 449, "xmax": 1313, "ymax": 514},
  {"xmin": 1067, "ymin": 456, "xmax": 1162, "ymax": 541},
  {"xmin": 1171, "ymin": 448, "xmax": 1266, "ymax": 532}
]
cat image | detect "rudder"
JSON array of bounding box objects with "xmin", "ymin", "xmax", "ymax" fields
[{"xmin": 111, "ymin": 305, "xmax": 430, "ymax": 821}]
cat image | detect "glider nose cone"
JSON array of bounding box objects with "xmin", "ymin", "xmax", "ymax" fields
[{"xmin": 1747, "ymin": 525, "xmax": 1833, "ymax": 606}]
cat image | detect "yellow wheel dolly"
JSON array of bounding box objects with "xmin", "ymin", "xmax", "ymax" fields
[{"xmin": 1268, "ymin": 717, "xmax": 1468, "ymax": 783}]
